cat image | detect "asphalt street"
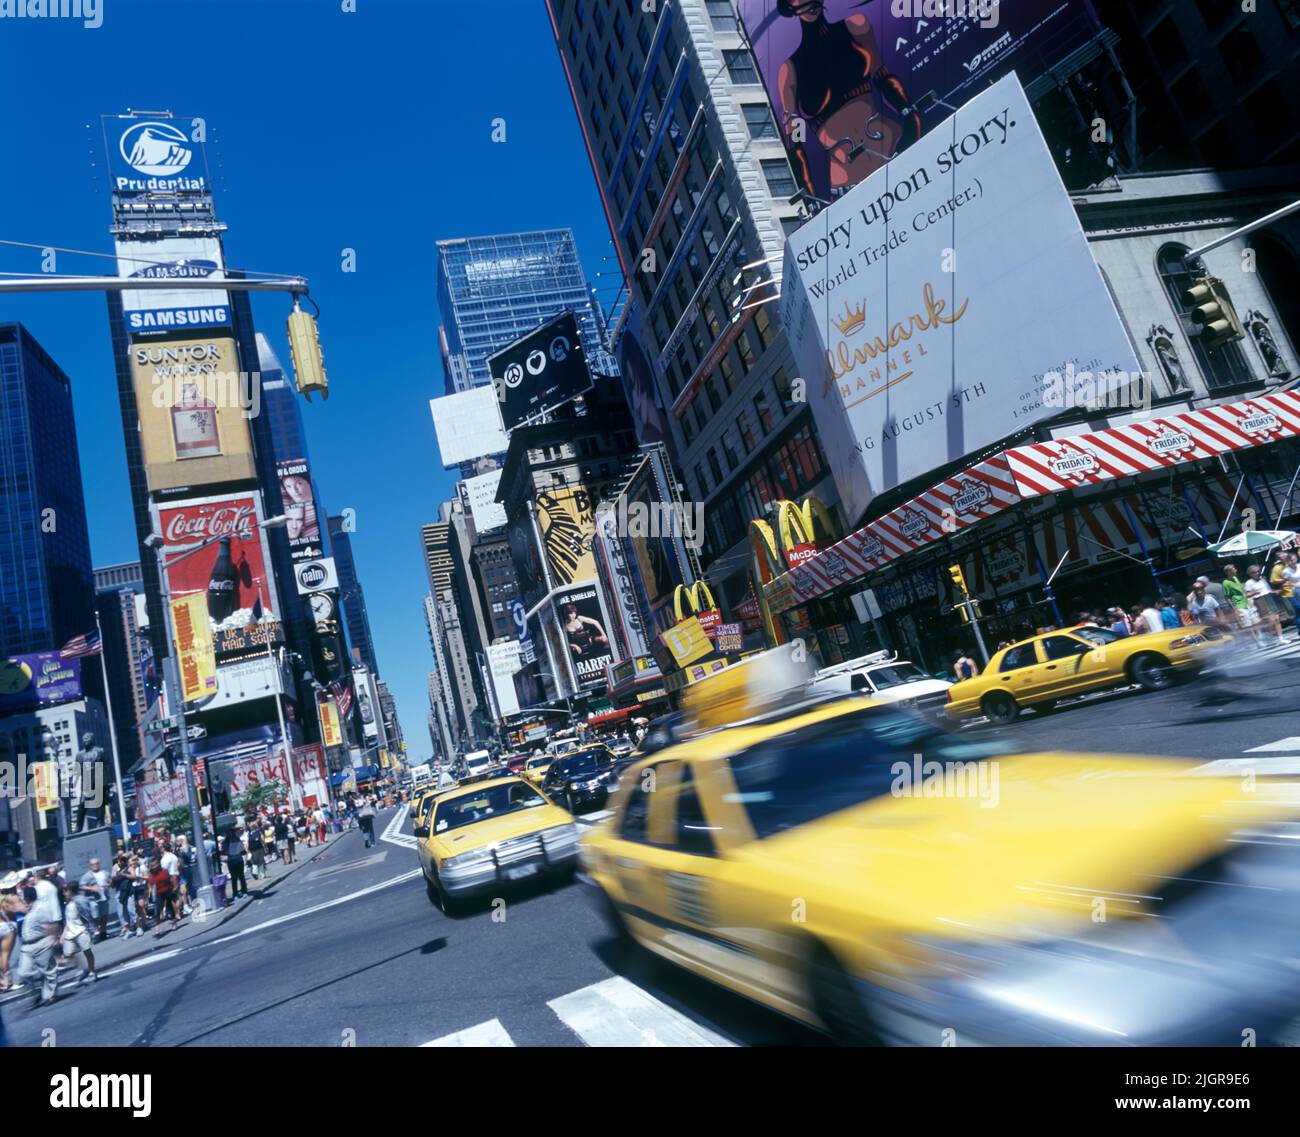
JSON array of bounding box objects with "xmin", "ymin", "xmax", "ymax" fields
[{"xmin": 6, "ymin": 664, "xmax": 1299, "ymax": 1049}]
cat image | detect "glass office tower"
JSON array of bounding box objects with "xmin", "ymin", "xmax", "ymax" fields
[
  {"xmin": 0, "ymin": 323, "xmax": 95, "ymax": 656},
  {"xmin": 435, "ymin": 228, "xmax": 618, "ymax": 395}
]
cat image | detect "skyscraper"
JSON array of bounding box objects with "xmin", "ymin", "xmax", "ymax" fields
[
  {"xmin": 435, "ymin": 228, "xmax": 618, "ymax": 395},
  {"xmin": 0, "ymin": 323, "xmax": 95, "ymax": 656},
  {"xmin": 93, "ymin": 561, "xmax": 149, "ymax": 773},
  {"xmin": 327, "ymin": 514, "xmax": 379, "ymax": 677}
]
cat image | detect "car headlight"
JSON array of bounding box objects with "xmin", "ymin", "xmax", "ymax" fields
[
  {"xmin": 1169, "ymin": 634, "xmax": 1207, "ymax": 648},
  {"xmin": 442, "ymin": 848, "xmax": 495, "ymax": 871}
]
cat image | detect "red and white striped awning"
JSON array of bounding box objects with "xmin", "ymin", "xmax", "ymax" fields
[{"xmin": 764, "ymin": 390, "xmax": 1300, "ymax": 615}]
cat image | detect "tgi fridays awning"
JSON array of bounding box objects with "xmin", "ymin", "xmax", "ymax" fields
[{"xmin": 765, "ymin": 390, "xmax": 1300, "ymax": 615}]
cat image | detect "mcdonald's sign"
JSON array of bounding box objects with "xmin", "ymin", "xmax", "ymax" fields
[{"xmin": 672, "ymin": 581, "xmax": 720, "ymax": 635}]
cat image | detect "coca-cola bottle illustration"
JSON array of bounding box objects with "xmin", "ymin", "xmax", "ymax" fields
[{"xmin": 207, "ymin": 536, "xmax": 239, "ymax": 623}]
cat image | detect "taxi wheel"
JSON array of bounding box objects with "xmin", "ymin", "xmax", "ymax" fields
[
  {"xmin": 980, "ymin": 691, "xmax": 1019, "ymax": 724},
  {"xmin": 809, "ymin": 946, "xmax": 881, "ymax": 1046},
  {"xmin": 1130, "ymin": 652, "xmax": 1175, "ymax": 691},
  {"xmin": 430, "ymin": 870, "xmax": 463, "ymax": 917}
]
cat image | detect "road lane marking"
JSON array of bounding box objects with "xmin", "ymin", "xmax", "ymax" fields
[
  {"xmin": 112, "ymin": 870, "xmax": 422, "ymax": 973},
  {"xmin": 382, "ymin": 805, "xmax": 417, "ymax": 848},
  {"xmin": 1245, "ymin": 737, "xmax": 1300, "ymax": 752},
  {"xmin": 421, "ymin": 1019, "xmax": 516, "ymax": 1047},
  {"xmin": 307, "ymin": 851, "xmax": 388, "ymax": 880},
  {"xmin": 547, "ymin": 976, "xmax": 738, "ymax": 1047}
]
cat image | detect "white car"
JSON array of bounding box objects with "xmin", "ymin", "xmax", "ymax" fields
[{"xmin": 808, "ymin": 652, "xmax": 951, "ymax": 718}]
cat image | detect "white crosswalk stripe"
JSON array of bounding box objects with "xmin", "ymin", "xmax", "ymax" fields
[
  {"xmin": 1193, "ymin": 733, "xmax": 1300, "ymax": 777},
  {"xmin": 419, "ymin": 976, "xmax": 738, "ymax": 1047},
  {"xmin": 549, "ymin": 976, "xmax": 738, "ymax": 1047},
  {"xmin": 421, "ymin": 1019, "xmax": 515, "ymax": 1047},
  {"xmin": 381, "ymin": 805, "xmax": 418, "ymax": 849}
]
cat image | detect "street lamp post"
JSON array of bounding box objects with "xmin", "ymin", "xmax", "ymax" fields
[{"xmin": 144, "ymin": 513, "xmax": 288, "ymax": 915}]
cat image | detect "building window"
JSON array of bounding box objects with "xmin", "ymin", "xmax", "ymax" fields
[
  {"xmin": 723, "ymin": 49, "xmax": 758, "ymax": 85},
  {"xmin": 743, "ymin": 103, "xmax": 779, "ymax": 140},
  {"xmin": 706, "ymin": 0, "xmax": 738, "ymax": 31},
  {"xmin": 709, "ymin": 448, "xmax": 725, "ymax": 484},
  {"xmin": 737, "ymin": 408, "xmax": 757, "ymax": 449},
  {"xmin": 761, "ymin": 158, "xmax": 797, "ymax": 198},
  {"xmin": 1156, "ymin": 243, "xmax": 1256, "ymax": 391},
  {"xmin": 754, "ymin": 385, "xmax": 777, "ymax": 432}
]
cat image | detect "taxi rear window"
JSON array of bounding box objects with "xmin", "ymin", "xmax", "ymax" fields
[{"xmin": 726, "ymin": 708, "xmax": 1012, "ymax": 839}]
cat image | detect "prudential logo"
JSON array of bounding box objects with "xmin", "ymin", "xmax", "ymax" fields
[{"xmin": 120, "ymin": 121, "xmax": 192, "ymax": 176}]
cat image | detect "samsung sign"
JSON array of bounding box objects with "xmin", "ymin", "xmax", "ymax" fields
[
  {"xmin": 104, "ymin": 116, "xmax": 208, "ymax": 195},
  {"xmin": 127, "ymin": 306, "xmax": 230, "ymax": 331}
]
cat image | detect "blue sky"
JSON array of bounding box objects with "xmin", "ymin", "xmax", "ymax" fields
[{"xmin": 0, "ymin": 0, "xmax": 617, "ymax": 757}]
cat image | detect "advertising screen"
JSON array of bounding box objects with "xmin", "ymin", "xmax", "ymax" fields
[
  {"xmin": 154, "ymin": 493, "xmax": 280, "ymax": 646},
  {"xmin": 0, "ymin": 653, "xmax": 82, "ymax": 713},
  {"xmin": 102, "ymin": 114, "xmax": 210, "ymax": 196},
  {"xmin": 115, "ymin": 234, "xmax": 231, "ymax": 332},
  {"xmin": 780, "ymin": 75, "xmax": 1139, "ymax": 522},
  {"xmin": 616, "ymin": 309, "xmax": 669, "ymax": 447},
  {"xmin": 535, "ymin": 485, "xmax": 597, "ymax": 587},
  {"xmin": 130, "ymin": 333, "xmax": 256, "ymax": 493},
  {"xmin": 737, "ymin": 0, "xmax": 1099, "ymax": 206},
  {"xmin": 429, "ymin": 385, "xmax": 509, "ymax": 469},
  {"xmin": 487, "ymin": 311, "xmax": 593, "ymax": 431},
  {"xmin": 557, "ymin": 586, "xmax": 613, "ymax": 691},
  {"xmin": 275, "ymin": 458, "xmax": 323, "ymax": 562}
]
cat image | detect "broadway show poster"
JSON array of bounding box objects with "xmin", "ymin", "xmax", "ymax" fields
[
  {"xmin": 0, "ymin": 652, "xmax": 82, "ymax": 713},
  {"xmin": 275, "ymin": 457, "xmax": 323, "ymax": 562},
  {"xmin": 738, "ymin": 0, "xmax": 1098, "ymax": 205},
  {"xmin": 155, "ymin": 493, "xmax": 278, "ymax": 630},
  {"xmin": 535, "ymin": 486, "xmax": 597, "ymax": 586},
  {"xmin": 558, "ymin": 586, "xmax": 613, "ymax": 690}
]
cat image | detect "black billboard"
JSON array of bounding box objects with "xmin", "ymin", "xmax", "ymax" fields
[{"xmin": 488, "ymin": 311, "xmax": 592, "ymax": 431}]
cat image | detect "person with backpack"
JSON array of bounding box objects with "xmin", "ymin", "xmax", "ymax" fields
[
  {"xmin": 224, "ymin": 828, "xmax": 249, "ymax": 899},
  {"xmin": 358, "ymin": 797, "xmax": 377, "ymax": 849},
  {"xmin": 246, "ymin": 820, "xmax": 267, "ymax": 881}
]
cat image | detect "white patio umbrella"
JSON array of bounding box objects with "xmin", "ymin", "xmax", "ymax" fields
[{"xmin": 1205, "ymin": 529, "xmax": 1298, "ymax": 558}]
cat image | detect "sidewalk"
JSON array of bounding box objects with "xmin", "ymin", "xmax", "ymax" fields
[{"xmin": 2, "ymin": 825, "xmax": 355, "ymax": 1008}]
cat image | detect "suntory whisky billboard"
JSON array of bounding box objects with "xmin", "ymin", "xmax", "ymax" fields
[{"xmin": 129, "ymin": 333, "xmax": 256, "ymax": 493}]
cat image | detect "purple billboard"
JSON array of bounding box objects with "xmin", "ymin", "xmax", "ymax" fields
[
  {"xmin": 738, "ymin": 0, "xmax": 1099, "ymax": 205},
  {"xmin": 0, "ymin": 652, "xmax": 83, "ymax": 712}
]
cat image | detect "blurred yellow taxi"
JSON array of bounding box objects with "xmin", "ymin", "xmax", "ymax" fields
[
  {"xmin": 414, "ymin": 775, "xmax": 578, "ymax": 913},
  {"xmin": 945, "ymin": 624, "xmax": 1227, "ymax": 724},
  {"xmin": 523, "ymin": 755, "xmax": 553, "ymax": 786},
  {"xmin": 579, "ymin": 645, "xmax": 1300, "ymax": 1045}
]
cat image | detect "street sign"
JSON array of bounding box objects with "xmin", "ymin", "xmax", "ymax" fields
[
  {"xmin": 161, "ymin": 724, "xmax": 207, "ymax": 744},
  {"xmin": 145, "ymin": 717, "xmax": 178, "ymax": 735}
]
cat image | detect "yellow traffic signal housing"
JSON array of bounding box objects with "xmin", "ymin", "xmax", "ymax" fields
[
  {"xmin": 287, "ymin": 303, "xmax": 329, "ymax": 401},
  {"xmin": 1181, "ymin": 276, "xmax": 1244, "ymax": 350},
  {"xmin": 947, "ymin": 564, "xmax": 967, "ymax": 596}
]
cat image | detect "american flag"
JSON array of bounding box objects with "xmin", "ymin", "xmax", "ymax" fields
[
  {"xmin": 331, "ymin": 679, "xmax": 353, "ymax": 720},
  {"xmin": 245, "ymin": 594, "xmax": 264, "ymax": 632},
  {"xmin": 60, "ymin": 630, "xmax": 102, "ymax": 659}
]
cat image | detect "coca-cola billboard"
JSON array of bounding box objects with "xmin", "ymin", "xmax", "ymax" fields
[{"xmin": 153, "ymin": 492, "xmax": 279, "ymax": 652}]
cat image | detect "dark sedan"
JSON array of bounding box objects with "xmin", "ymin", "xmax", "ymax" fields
[{"xmin": 541, "ymin": 747, "xmax": 619, "ymax": 814}]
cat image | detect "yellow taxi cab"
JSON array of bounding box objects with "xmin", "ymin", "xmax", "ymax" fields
[
  {"xmin": 578, "ymin": 645, "xmax": 1300, "ymax": 1045},
  {"xmin": 523, "ymin": 754, "xmax": 553, "ymax": 786},
  {"xmin": 410, "ymin": 782, "xmax": 456, "ymax": 834},
  {"xmin": 944, "ymin": 623, "xmax": 1228, "ymax": 724},
  {"xmin": 414, "ymin": 775, "xmax": 578, "ymax": 914}
]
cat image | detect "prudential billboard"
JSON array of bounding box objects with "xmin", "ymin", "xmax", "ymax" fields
[
  {"xmin": 102, "ymin": 115, "xmax": 209, "ymax": 196},
  {"xmin": 780, "ymin": 74, "xmax": 1139, "ymax": 524}
]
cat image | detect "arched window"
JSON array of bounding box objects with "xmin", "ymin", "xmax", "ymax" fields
[{"xmin": 1156, "ymin": 243, "xmax": 1256, "ymax": 392}]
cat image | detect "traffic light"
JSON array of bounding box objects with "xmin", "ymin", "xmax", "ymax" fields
[
  {"xmin": 287, "ymin": 300, "xmax": 329, "ymax": 401},
  {"xmin": 947, "ymin": 564, "xmax": 967, "ymax": 596},
  {"xmin": 956, "ymin": 598, "xmax": 983, "ymax": 624},
  {"xmin": 1181, "ymin": 276, "xmax": 1244, "ymax": 350}
]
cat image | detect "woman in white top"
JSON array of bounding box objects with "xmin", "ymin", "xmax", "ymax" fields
[{"xmin": 1244, "ymin": 564, "xmax": 1284, "ymax": 642}]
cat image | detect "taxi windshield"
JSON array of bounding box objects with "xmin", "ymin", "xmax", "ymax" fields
[
  {"xmin": 526, "ymin": 757, "xmax": 549, "ymax": 770},
  {"xmin": 434, "ymin": 783, "xmax": 545, "ymax": 832},
  {"xmin": 865, "ymin": 665, "xmax": 929, "ymax": 690},
  {"xmin": 557, "ymin": 752, "xmax": 608, "ymax": 776},
  {"xmin": 726, "ymin": 707, "xmax": 1015, "ymax": 840}
]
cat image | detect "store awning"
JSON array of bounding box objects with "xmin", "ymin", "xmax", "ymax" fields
[
  {"xmin": 765, "ymin": 390, "xmax": 1300, "ymax": 615},
  {"xmin": 585, "ymin": 707, "xmax": 633, "ymax": 728}
]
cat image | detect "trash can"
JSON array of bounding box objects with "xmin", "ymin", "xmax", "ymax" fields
[{"xmin": 211, "ymin": 874, "xmax": 228, "ymax": 909}]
